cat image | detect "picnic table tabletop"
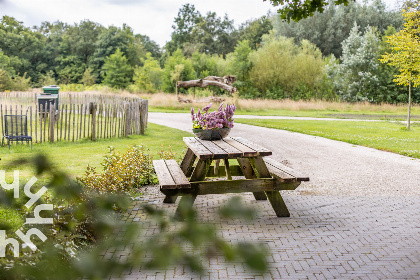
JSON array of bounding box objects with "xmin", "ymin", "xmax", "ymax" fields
[{"xmin": 183, "ymin": 136, "xmax": 272, "ymax": 159}]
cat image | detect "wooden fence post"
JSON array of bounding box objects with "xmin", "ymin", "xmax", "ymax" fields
[
  {"xmin": 140, "ymin": 100, "xmax": 148, "ymax": 135},
  {"xmin": 124, "ymin": 102, "xmax": 130, "ymax": 137},
  {"xmin": 1, "ymin": 105, "xmax": 3, "ymax": 139},
  {"xmin": 49, "ymin": 103, "xmax": 55, "ymax": 143},
  {"xmin": 91, "ymin": 102, "xmax": 97, "ymax": 141}
]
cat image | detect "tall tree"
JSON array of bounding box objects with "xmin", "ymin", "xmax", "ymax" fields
[
  {"xmin": 135, "ymin": 34, "xmax": 161, "ymax": 59},
  {"xmin": 237, "ymin": 15, "xmax": 273, "ymax": 50},
  {"xmin": 229, "ymin": 40, "xmax": 254, "ymax": 97},
  {"xmin": 102, "ymin": 48, "xmax": 133, "ymax": 89},
  {"xmin": 67, "ymin": 20, "xmax": 104, "ymax": 64},
  {"xmin": 380, "ymin": 8, "xmax": 420, "ymax": 130},
  {"xmin": 399, "ymin": 0, "xmax": 420, "ymax": 10},
  {"xmin": 166, "ymin": 4, "xmax": 202, "ymax": 54},
  {"xmin": 0, "ymin": 16, "xmax": 48, "ymax": 82},
  {"xmin": 167, "ymin": 5, "xmax": 237, "ymax": 57},
  {"xmin": 328, "ymin": 24, "xmax": 381, "ymax": 102},
  {"xmin": 189, "ymin": 12, "xmax": 237, "ymax": 56},
  {"xmin": 89, "ymin": 25, "xmax": 144, "ymax": 81}
]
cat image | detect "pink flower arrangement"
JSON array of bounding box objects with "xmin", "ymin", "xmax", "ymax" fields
[{"xmin": 191, "ymin": 103, "xmax": 236, "ymax": 130}]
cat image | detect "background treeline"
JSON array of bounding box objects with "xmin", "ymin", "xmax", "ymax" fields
[{"xmin": 0, "ymin": 0, "xmax": 418, "ymax": 103}]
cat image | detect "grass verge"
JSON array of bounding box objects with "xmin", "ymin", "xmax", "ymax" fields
[{"xmin": 236, "ymin": 119, "xmax": 420, "ymax": 159}]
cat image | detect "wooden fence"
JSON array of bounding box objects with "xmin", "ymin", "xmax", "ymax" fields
[
  {"xmin": 0, "ymin": 98, "xmax": 148, "ymax": 144},
  {"xmin": 0, "ymin": 91, "xmax": 141, "ymax": 106}
]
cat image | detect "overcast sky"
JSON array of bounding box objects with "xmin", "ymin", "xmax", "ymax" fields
[{"xmin": 0, "ymin": 0, "xmax": 401, "ymax": 47}]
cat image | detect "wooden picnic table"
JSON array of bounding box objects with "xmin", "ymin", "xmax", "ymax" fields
[{"xmin": 153, "ymin": 136, "xmax": 309, "ymax": 217}]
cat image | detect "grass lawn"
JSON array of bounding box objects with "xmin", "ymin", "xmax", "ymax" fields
[
  {"xmin": 0, "ymin": 123, "xmax": 192, "ymax": 231},
  {"xmin": 0, "ymin": 123, "xmax": 192, "ymax": 179},
  {"xmin": 236, "ymin": 119, "xmax": 420, "ymax": 159}
]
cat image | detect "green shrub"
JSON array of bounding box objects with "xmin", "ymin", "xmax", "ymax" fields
[
  {"xmin": 78, "ymin": 145, "xmax": 155, "ymax": 194},
  {"xmin": 133, "ymin": 53, "xmax": 163, "ymax": 93},
  {"xmin": 162, "ymin": 49, "xmax": 196, "ymax": 93},
  {"xmin": 157, "ymin": 144, "xmax": 179, "ymax": 161},
  {"xmin": 126, "ymin": 84, "xmax": 141, "ymax": 93},
  {"xmin": 39, "ymin": 70, "xmax": 57, "ymax": 86},
  {"xmin": 82, "ymin": 67, "xmax": 96, "ymax": 86},
  {"xmin": 12, "ymin": 73, "xmax": 31, "ymax": 91},
  {"xmin": 0, "ymin": 69, "xmax": 13, "ymax": 91}
]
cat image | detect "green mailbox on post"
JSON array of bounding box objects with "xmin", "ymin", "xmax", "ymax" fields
[
  {"xmin": 42, "ymin": 85, "xmax": 60, "ymax": 94},
  {"xmin": 37, "ymin": 95, "xmax": 58, "ymax": 111},
  {"xmin": 40, "ymin": 85, "xmax": 60, "ymax": 111}
]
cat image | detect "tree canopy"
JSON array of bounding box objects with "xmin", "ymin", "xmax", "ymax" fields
[{"xmin": 265, "ymin": 0, "xmax": 354, "ymax": 22}]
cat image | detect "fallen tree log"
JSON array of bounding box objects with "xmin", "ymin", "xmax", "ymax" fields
[
  {"xmin": 177, "ymin": 79, "xmax": 237, "ymax": 94},
  {"xmin": 203, "ymin": 75, "xmax": 236, "ymax": 85}
]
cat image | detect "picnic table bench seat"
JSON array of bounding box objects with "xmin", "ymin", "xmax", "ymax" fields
[
  {"xmin": 153, "ymin": 159, "xmax": 190, "ymax": 190},
  {"xmin": 263, "ymin": 157, "xmax": 310, "ymax": 183}
]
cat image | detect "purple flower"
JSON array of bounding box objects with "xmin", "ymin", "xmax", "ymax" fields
[
  {"xmin": 202, "ymin": 103, "xmax": 212, "ymax": 112},
  {"xmin": 218, "ymin": 103, "xmax": 224, "ymax": 112},
  {"xmin": 191, "ymin": 103, "xmax": 236, "ymax": 130}
]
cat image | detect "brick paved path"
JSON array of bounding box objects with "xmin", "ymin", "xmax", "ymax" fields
[
  {"xmin": 115, "ymin": 113, "xmax": 420, "ymax": 279},
  {"xmin": 121, "ymin": 193, "xmax": 420, "ymax": 280}
]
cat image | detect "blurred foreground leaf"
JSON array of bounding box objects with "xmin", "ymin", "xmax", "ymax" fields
[{"xmin": 0, "ymin": 154, "xmax": 269, "ymax": 279}]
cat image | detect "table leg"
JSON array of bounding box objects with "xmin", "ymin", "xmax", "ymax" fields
[
  {"xmin": 214, "ymin": 159, "xmax": 220, "ymax": 176},
  {"xmin": 224, "ymin": 159, "xmax": 232, "ymax": 180},
  {"xmin": 251, "ymin": 157, "xmax": 291, "ymax": 217},
  {"xmin": 174, "ymin": 194, "xmax": 197, "ymax": 219},
  {"xmin": 243, "ymin": 157, "xmax": 271, "ymax": 200},
  {"xmin": 163, "ymin": 195, "xmax": 178, "ymax": 204},
  {"xmin": 190, "ymin": 159, "xmax": 210, "ymax": 181},
  {"xmin": 180, "ymin": 148, "xmax": 196, "ymax": 176},
  {"xmin": 265, "ymin": 191, "xmax": 290, "ymax": 217},
  {"xmin": 238, "ymin": 157, "xmax": 268, "ymax": 200}
]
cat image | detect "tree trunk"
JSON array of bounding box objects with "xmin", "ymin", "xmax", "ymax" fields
[
  {"xmin": 175, "ymin": 82, "xmax": 178, "ymax": 97},
  {"xmin": 407, "ymin": 74, "xmax": 412, "ymax": 130}
]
